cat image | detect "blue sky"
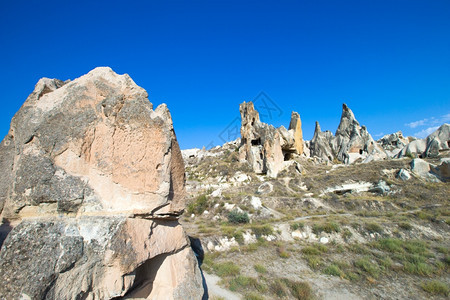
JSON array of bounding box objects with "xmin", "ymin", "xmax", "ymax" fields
[{"xmin": 1, "ymin": 0, "xmax": 449, "ymax": 149}]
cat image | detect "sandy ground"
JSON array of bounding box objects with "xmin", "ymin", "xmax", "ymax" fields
[{"xmin": 204, "ymin": 272, "xmax": 242, "ymax": 300}]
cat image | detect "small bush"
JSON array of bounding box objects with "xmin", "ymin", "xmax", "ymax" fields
[
  {"xmin": 290, "ymin": 222, "xmax": 305, "ymax": 231},
  {"xmin": 284, "ymin": 279, "xmax": 314, "ymax": 300},
  {"xmin": 228, "ymin": 210, "xmax": 249, "ymax": 224},
  {"xmin": 398, "ymin": 222, "xmax": 413, "ymax": 230},
  {"xmin": 375, "ymin": 238, "xmax": 403, "ymax": 253},
  {"xmin": 342, "ymin": 228, "xmax": 353, "ymax": 240},
  {"xmin": 251, "ymin": 224, "xmax": 274, "ymax": 237},
  {"xmin": 365, "ymin": 222, "xmax": 384, "ymax": 234},
  {"xmin": 421, "ymin": 280, "xmax": 449, "ymax": 296},
  {"xmin": 187, "ymin": 194, "xmax": 209, "ymax": 214},
  {"xmin": 312, "ymin": 221, "xmax": 340, "ymax": 234},
  {"xmin": 323, "ymin": 264, "xmax": 343, "ymax": 277},
  {"xmin": 254, "ymin": 264, "xmax": 267, "ymax": 274}
]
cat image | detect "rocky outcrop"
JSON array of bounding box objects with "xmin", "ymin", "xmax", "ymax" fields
[
  {"xmin": 331, "ymin": 104, "xmax": 386, "ymax": 163},
  {"xmin": 397, "ymin": 124, "xmax": 449, "ymax": 158},
  {"xmin": 309, "ymin": 121, "xmax": 334, "ymax": 162},
  {"xmin": 238, "ymin": 102, "xmax": 304, "ymax": 177},
  {"xmin": 310, "ymin": 104, "xmax": 386, "ymax": 164},
  {"xmin": 378, "ymin": 131, "xmax": 409, "ymax": 157},
  {"xmin": 0, "ymin": 67, "xmax": 204, "ymax": 299}
]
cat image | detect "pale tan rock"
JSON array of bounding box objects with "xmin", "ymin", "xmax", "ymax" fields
[
  {"xmin": 0, "ymin": 67, "xmax": 203, "ymax": 299},
  {"xmin": 289, "ymin": 111, "xmax": 304, "ymax": 155}
]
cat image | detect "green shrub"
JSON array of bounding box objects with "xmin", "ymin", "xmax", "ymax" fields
[
  {"xmin": 228, "ymin": 210, "xmax": 249, "ymax": 224},
  {"xmin": 187, "ymin": 194, "xmax": 209, "ymax": 214},
  {"xmin": 323, "ymin": 264, "xmax": 343, "ymax": 277},
  {"xmin": 312, "ymin": 221, "xmax": 340, "ymax": 234},
  {"xmin": 398, "ymin": 222, "xmax": 413, "ymax": 230},
  {"xmin": 251, "ymin": 224, "xmax": 274, "ymax": 236},
  {"xmin": 364, "ymin": 222, "xmax": 384, "ymax": 234},
  {"xmin": 375, "ymin": 238, "xmax": 403, "ymax": 253},
  {"xmin": 421, "ymin": 280, "xmax": 449, "ymax": 296},
  {"xmin": 290, "ymin": 222, "xmax": 305, "ymax": 231}
]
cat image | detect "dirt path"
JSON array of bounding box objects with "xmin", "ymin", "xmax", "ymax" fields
[{"xmin": 204, "ymin": 272, "xmax": 242, "ymax": 300}]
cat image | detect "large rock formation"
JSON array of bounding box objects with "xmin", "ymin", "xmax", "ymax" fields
[
  {"xmin": 377, "ymin": 131, "xmax": 410, "ymax": 157},
  {"xmin": 238, "ymin": 102, "xmax": 304, "ymax": 177},
  {"xmin": 0, "ymin": 67, "xmax": 204, "ymax": 299},
  {"xmin": 310, "ymin": 104, "xmax": 386, "ymax": 164},
  {"xmin": 397, "ymin": 124, "xmax": 450, "ymax": 158}
]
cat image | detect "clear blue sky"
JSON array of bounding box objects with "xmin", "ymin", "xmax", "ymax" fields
[{"xmin": 1, "ymin": 0, "xmax": 449, "ymax": 149}]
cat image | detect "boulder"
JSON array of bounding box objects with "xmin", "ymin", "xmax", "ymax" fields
[
  {"xmin": 396, "ymin": 169, "xmax": 411, "ymax": 181},
  {"xmin": 410, "ymin": 158, "xmax": 440, "ymax": 182},
  {"xmin": 0, "ymin": 67, "xmax": 203, "ymax": 299},
  {"xmin": 430, "ymin": 158, "xmax": 450, "ymax": 182}
]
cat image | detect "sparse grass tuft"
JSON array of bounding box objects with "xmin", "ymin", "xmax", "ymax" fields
[
  {"xmin": 421, "ymin": 280, "xmax": 449, "ymax": 296},
  {"xmin": 355, "ymin": 257, "xmax": 380, "ymax": 278},
  {"xmin": 254, "ymin": 264, "xmax": 267, "ymax": 274},
  {"xmin": 213, "ymin": 261, "xmax": 240, "ymax": 277}
]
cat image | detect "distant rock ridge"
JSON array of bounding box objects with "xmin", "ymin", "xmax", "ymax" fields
[{"xmin": 0, "ymin": 67, "xmax": 204, "ymax": 299}]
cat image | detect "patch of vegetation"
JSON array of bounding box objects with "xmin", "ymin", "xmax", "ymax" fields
[
  {"xmin": 290, "ymin": 222, "xmax": 305, "ymax": 231},
  {"xmin": 213, "ymin": 261, "xmax": 240, "ymax": 277},
  {"xmin": 421, "ymin": 280, "xmax": 449, "ymax": 296},
  {"xmin": 228, "ymin": 275, "xmax": 266, "ymax": 293},
  {"xmin": 277, "ymin": 245, "xmax": 291, "ymax": 258},
  {"xmin": 283, "ymin": 279, "xmax": 314, "ymax": 300},
  {"xmin": 364, "ymin": 222, "xmax": 384, "ymax": 234},
  {"xmin": 187, "ymin": 194, "xmax": 209, "ymax": 214},
  {"xmin": 355, "ymin": 257, "xmax": 380, "ymax": 279},
  {"xmin": 244, "ymin": 292, "xmax": 264, "ymax": 300},
  {"xmin": 228, "ymin": 210, "xmax": 249, "ymax": 224},
  {"xmin": 250, "ymin": 224, "xmax": 274, "ymax": 237},
  {"xmin": 323, "ymin": 264, "xmax": 344, "ymax": 277},
  {"xmin": 269, "ymin": 279, "xmax": 288, "ymax": 298},
  {"xmin": 312, "ymin": 221, "xmax": 340, "ymax": 234},
  {"xmin": 397, "ymin": 222, "xmax": 413, "ymax": 230},
  {"xmin": 254, "ymin": 264, "xmax": 267, "ymax": 274}
]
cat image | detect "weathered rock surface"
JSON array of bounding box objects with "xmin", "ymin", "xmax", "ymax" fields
[
  {"xmin": 397, "ymin": 124, "xmax": 449, "ymax": 158},
  {"xmin": 310, "ymin": 104, "xmax": 386, "ymax": 164},
  {"xmin": 378, "ymin": 131, "xmax": 410, "ymax": 157},
  {"xmin": 309, "ymin": 121, "xmax": 335, "ymax": 162},
  {"xmin": 238, "ymin": 102, "xmax": 304, "ymax": 177},
  {"xmin": 0, "ymin": 67, "xmax": 203, "ymax": 299}
]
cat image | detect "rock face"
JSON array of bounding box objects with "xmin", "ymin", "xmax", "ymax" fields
[
  {"xmin": 310, "ymin": 104, "xmax": 386, "ymax": 164},
  {"xmin": 378, "ymin": 131, "xmax": 409, "ymax": 157},
  {"xmin": 238, "ymin": 102, "xmax": 304, "ymax": 177},
  {"xmin": 0, "ymin": 67, "xmax": 203, "ymax": 299},
  {"xmin": 397, "ymin": 124, "xmax": 450, "ymax": 158},
  {"xmin": 309, "ymin": 121, "xmax": 334, "ymax": 162}
]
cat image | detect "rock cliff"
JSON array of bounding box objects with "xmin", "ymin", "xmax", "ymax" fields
[{"xmin": 0, "ymin": 67, "xmax": 204, "ymax": 299}]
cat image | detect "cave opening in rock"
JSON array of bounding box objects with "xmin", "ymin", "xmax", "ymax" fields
[
  {"xmin": 119, "ymin": 252, "xmax": 169, "ymax": 299},
  {"xmin": 251, "ymin": 138, "xmax": 261, "ymax": 146}
]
